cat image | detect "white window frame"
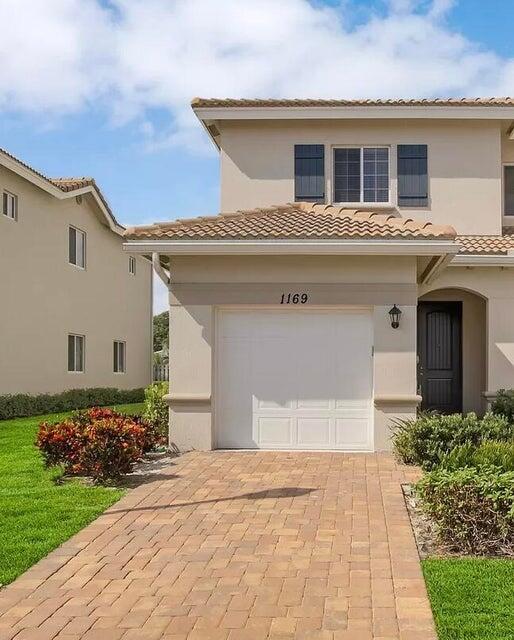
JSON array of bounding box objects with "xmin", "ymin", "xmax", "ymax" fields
[
  {"xmin": 503, "ymin": 163, "xmax": 514, "ymax": 216},
  {"xmin": 128, "ymin": 256, "xmax": 136, "ymax": 275},
  {"xmin": 69, "ymin": 225, "xmax": 86, "ymax": 269},
  {"xmin": 68, "ymin": 334, "xmax": 85, "ymax": 373},
  {"xmin": 2, "ymin": 191, "xmax": 18, "ymax": 221},
  {"xmin": 113, "ymin": 340, "xmax": 126, "ymax": 373},
  {"xmin": 332, "ymin": 145, "xmax": 391, "ymax": 206}
]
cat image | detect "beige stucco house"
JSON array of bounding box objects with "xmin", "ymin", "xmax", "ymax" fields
[
  {"xmin": 125, "ymin": 97, "xmax": 514, "ymax": 451},
  {"xmin": 0, "ymin": 147, "xmax": 152, "ymax": 395}
]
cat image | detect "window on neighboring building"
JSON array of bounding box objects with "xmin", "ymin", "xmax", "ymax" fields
[
  {"xmin": 504, "ymin": 165, "xmax": 514, "ymax": 216},
  {"xmin": 2, "ymin": 191, "xmax": 18, "ymax": 220},
  {"xmin": 69, "ymin": 226, "xmax": 86, "ymax": 268},
  {"xmin": 68, "ymin": 334, "xmax": 85, "ymax": 372},
  {"xmin": 128, "ymin": 256, "xmax": 136, "ymax": 275},
  {"xmin": 113, "ymin": 341, "xmax": 126, "ymax": 373},
  {"xmin": 333, "ymin": 147, "xmax": 389, "ymax": 204}
]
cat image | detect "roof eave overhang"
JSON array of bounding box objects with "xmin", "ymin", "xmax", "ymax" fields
[
  {"xmin": 0, "ymin": 151, "xmax": 123, "ymax": 235},
  {"xmin": 194, "ymin": 105, "xmax": 514, "ymax": 122},
  {"xmin": 193, "ymin": 105, "xmax": 514, "ymax": 148},
  {"xmin": 123, "ymin": 238, "xmax": 459, "ymax": 257},
  {"xmin": 450, "ymin": 254, "xmax": 514, "ymax": 266}
]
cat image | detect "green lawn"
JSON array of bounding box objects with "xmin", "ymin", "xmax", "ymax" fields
[
  {"xmin": 423, "ymin": 558, "xmax": 514, "ymax": 640},
  {"xmin": 0, "ymin": 403, "xmax": 143, "ymax": 586}
]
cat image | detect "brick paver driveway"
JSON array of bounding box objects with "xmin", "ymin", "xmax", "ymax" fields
[{"xmin": 0, "ymin": 452, "xmax": 436, "ymax": 640}]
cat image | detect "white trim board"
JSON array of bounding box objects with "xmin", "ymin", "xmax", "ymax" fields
[
  {"xmin": 124, "ymin": 239, "xmax": 459, "ymax": 256},
  {"xmin": 194, "ymin": 105, "xmax": 514, "ymax": 122}
]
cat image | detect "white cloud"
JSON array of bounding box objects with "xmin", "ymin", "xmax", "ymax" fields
[{"xmin": 0, "ymin": 0, "xmax": 512, "ymax": 151}]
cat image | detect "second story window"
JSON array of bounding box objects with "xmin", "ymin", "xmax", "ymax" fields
[
  {"xmin": 504, "ymin": 165, "xmax": 514, "ymax": 216},
  {"xmin": 2, "ymin": 191, "xmax": 18, "ymax": 220},
  {"xmin": 334, "ymin": 147, "xmax": 389, "ymax": 204},
  {"xmin": 128, "ymin": 256, "xmax": 136, "ymax": 275},
  {"xmin": 69, "ymin": 226, "xmax": 86, "ymax": 269}
]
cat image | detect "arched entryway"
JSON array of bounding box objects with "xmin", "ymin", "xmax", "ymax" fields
[{"xmin": 418, "ymin": 288, "xmax": 487, "ymax": 415}]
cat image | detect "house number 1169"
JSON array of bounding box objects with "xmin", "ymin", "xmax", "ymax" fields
[{"xmin": 280, "ymin": 293, "xmax": 308, "ymax": 304}]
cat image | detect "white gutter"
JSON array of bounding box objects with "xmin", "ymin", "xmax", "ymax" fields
[
  {"xmin": 124, "ymin": 239, "xmax": 459, "ymax": 257},
  {"xmin": 450, "ymin": 254, "xmax": 514, "ymax": 266}
]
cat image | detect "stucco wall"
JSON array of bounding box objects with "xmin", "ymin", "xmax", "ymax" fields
[
  {"xmin": 0, "ymin": 166, "xmax": 152, "ymax": 394},
  {"xmin": 219, "ymin": 119, "xmax": 503, "ymax": 235},
  {"xmin": 167, "ymin": 255, "xmax": 418, "ymax": 451}
]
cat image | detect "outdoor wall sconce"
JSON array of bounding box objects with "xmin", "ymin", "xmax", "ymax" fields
[{"xmin": 389, "ymin": 304, "xmax": 402, "ymax": 329}]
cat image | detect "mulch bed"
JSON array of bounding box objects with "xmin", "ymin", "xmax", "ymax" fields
[
  {"xmin": 402, "ymin": 483, "xmax": 514, "ymax": 559},
  {"xmin": 402, "ymin": 483, "xmax": 460, "ymax": 558}
]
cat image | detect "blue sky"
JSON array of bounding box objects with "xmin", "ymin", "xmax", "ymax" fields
[{"xmin": 1, "ymin": 0, "xmax": 513, "ymax": 310}]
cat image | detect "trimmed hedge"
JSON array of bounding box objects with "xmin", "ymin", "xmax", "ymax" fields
[
  {"xmin": 440, "ymin": 441, "xmax": 514, "ymax": 472},
  {"xmin": 391, "ymin": 412, "xmax": 513, "ymax": 470},
  {"xmin": 0, "ymin": 387, "xmax": 144, "ymax": 421},
  {"xmin": 416, "ymin": 467, "xmax": 514, "ymax": 555}
]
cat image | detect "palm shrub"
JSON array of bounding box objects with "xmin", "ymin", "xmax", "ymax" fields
[
  {"xmin": 391, "ymin": 412, "xmax": 513, "ymax": 470},
  {"xmin": 440, "ymin": 441, "xmax": 514, "ymax": 472},
  {"xmin": 142, "ymin": 382, "xmax": 168, "ymax": 439},
  {"xmin": 491, "ymin": 389, "xmax": 514, "ymax": 422},
  {"xmin": 415, "ymin": 467, "xmax": 514, "ymax": 554}
]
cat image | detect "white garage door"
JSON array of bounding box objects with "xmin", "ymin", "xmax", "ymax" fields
[{"xmin": 216, "ymin": 309, "xmax": 373, "ymax": 450}]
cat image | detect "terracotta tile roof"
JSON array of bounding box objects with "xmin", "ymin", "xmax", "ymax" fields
[
  {"xmin": 0, "ymin": 147, "xmax": 119, "ymax": 227},
  {"xmin": 192, "ymin": 97, "xmax": 514, "ymax": 109},
  {"xmin": 124, "ymin": 202, "xmax": 456, "ymax": 241},
  {"xmin": 457, "ymin": 231, "xmax": 514, "ymax": 255},
  {"xmin": 49, "ymin": 177, "xmax": 97, "ymax": 192}
]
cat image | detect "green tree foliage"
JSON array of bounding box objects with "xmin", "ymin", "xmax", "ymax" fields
[{"xmin": 153, "ymin": 311, "xmax": 169, "ymax": 352}]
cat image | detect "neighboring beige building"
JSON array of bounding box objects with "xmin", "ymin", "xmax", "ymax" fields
[
  {"xmin": 0, "ymin": 148, "xmax": 152, "ymax": 395},
  {"xmin": 125, "ymin": 97, "xmax": 514, "ymax": 452}
]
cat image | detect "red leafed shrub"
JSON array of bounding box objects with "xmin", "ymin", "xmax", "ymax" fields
[
  {"xmin": 36, "ymin": 419, "xmax": 86, "ymax": 474},
  {"xmin": 79, "ymin": 417, "xmax": 146, "ymax": 481},
  {"xmin": 36, "ymin": 407, "xmax": 161, "ymax": 482}
]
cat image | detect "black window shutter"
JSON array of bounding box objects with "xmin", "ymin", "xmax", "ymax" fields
[
  {"xmin": 505, "ymin": 166, "xmax": 514, "ymax": 215},
  {"xmin": 397, "ymin": 144, "xmax": 428, "ymax": 207},
  {"xmin": 294, "ymin": 144, "xmax": 325, "ymax": 202}
]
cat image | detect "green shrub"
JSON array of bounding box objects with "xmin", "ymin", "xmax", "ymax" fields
[
  {"xmin": 491, "ymin": 389, "xmax": 514, "ymax": 422},
  {"xmin": 440, "ymin": 441, "xmax": 514, "ymax": 472},
  {"xmin": 0, "ymin": 387, "xmax": 144, "ymax": 421},
  {"xmin": 391, "ymin": 412, "xmax": 513, "ymax": 470},
  {"xmin": 142, "ymin": 382, "xmax": 168, "ymax": 439},
  {"xmin": 415, "ymin": 467, "xmax": 514, "ymax": 555}
]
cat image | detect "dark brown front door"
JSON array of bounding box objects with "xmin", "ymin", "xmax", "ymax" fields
[{"xmin": 418, "ymin": 301, "xmax": 462, "ymax": 413}]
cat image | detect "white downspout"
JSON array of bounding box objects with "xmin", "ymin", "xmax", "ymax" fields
[{"xmin": 152, "ymin": 252, "xmax": 170, "ymax": 285}]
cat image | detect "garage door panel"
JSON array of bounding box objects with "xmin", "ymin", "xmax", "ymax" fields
[
  {"xmin": 256, "ymin": 417, "xmax": 294, "ymax": 446},
  {"xmin": 297, "ymin": 418, "xmax": 331, "ymax": 447},
  {"xmin": 217, "ymin": 309, "xmax": 373, "ymax": 450},
  {"xmin": 335, "ymin": 418, "xmax": 370, "ymax": 448},
  {"xmin": 297, "ymin": 398, "xmax": 331, "ymax": 410}
]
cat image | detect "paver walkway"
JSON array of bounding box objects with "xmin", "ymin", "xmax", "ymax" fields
[{"xmin": 0, "ymin": 452, "xmax": 436, "ymax": 640}]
